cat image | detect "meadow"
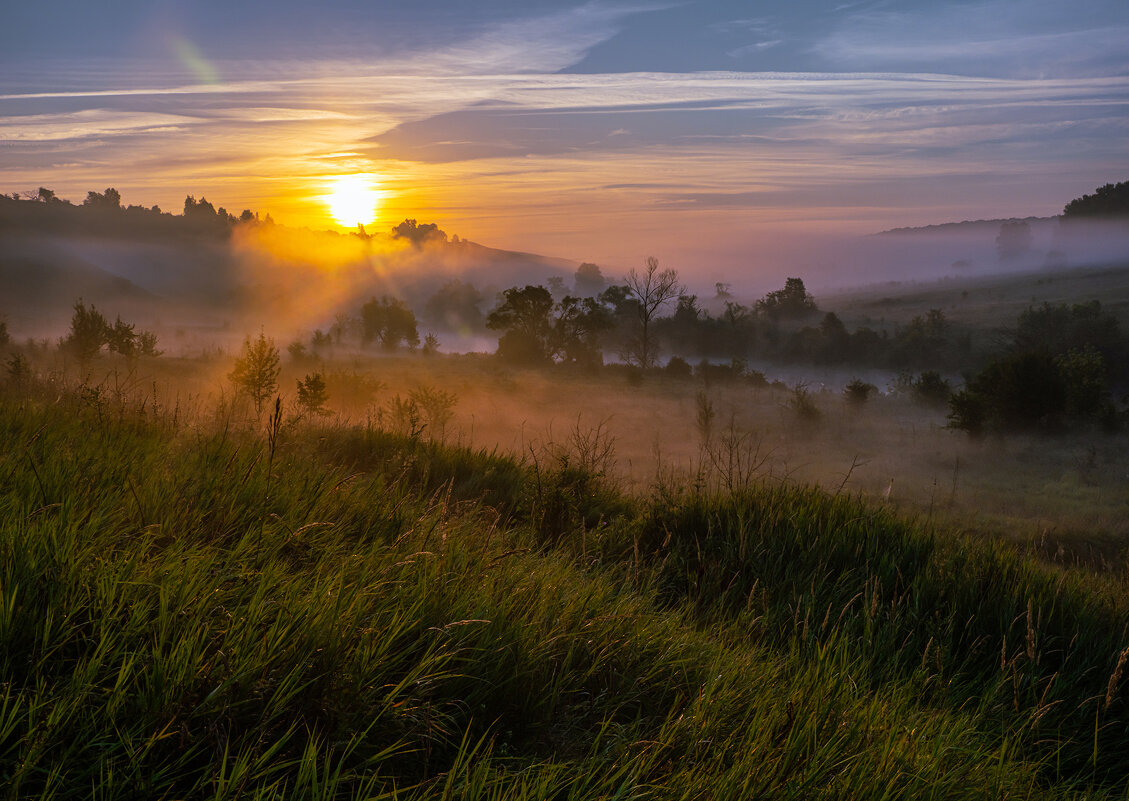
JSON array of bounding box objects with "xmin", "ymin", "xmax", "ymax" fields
[{"xmin": 2, "ymin": 337, "xmax": 1128, "ymax": 798}]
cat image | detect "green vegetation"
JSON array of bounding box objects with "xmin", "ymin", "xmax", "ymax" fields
[
  {"xmin": 60, "ymin": 300, "xmax": 161, "ymax": 364},
  {"xmin": 229, "ymin": 332, "xmax": 282, "ymax": 416},
  {"xmin": 485, "ymin": 285, "xmax": 612, "ymax": 368},
  {"xmin": 360, "ymin": 296, "xmax": 421, "ymax": 352},
  {"xmin": 296, "ymin": 372, "xmax": 331, "ymax": 418},
  {"xmin": 2, "ymin": 366, "xmax": 1129, "ymax": 798},
  {"xmin": 947, "ymin": 302, "xmax": 1123, "ymax": 435}
]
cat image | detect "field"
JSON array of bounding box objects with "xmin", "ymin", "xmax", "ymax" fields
[
  {"xmin": 823, "ymin": 263, "xmax": 1129, "ymax": 350},
  {"xmin": 33, "ymin": 337, "xmax": 1129, "ymax": 554},
  {"xmin": 3, "ymin": 256, "xmax": 1129, "ymax": 797},
  {"xmin": 2, "ymin": 322, "xmax": 1129, "ymax": 797}
]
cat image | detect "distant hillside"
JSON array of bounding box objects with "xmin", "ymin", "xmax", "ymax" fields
[
  {"xmin": 876, "ymin": 216, "xmax": 1057, "ymax": 236},
  {"xmin": 0, "ymin": 192, "xmax": 577, "ymax": 338}
]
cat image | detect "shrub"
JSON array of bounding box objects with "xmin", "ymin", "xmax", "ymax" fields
[
  {"xmin": 948, "ymin": 352, "xmax": 1072, "ymax": 435},
  {"xmin": 61, "ymin": 301, "xmax": 109, "ymax": 362},
  {"xmin": 287, "ymin": 340, "xmax": 310, "ymax": 363},
  {"xmin": 785, "ymin": 382, "xmax": 821, "ymax": 423},
  {"xmin": 911, "ymin": 370, "xmax": 952, "ymax": 406},
  {"xmin": 843, "ymin": 378, "xmax": 876, "ymax": 406},
  {"xmin": 296, "ymin": 372, "xmax": 331, "ymax": 417},
  {"xmin": 59, "ymin": 301, "xmax": 159, "ymax": 362},
  {"xmin": 409, "ymin": 385, "xmax": 457, "ymax": 439},
  {"xmin": 665, "ymin": 355, "xmax": 692, "ymax": 379},
  {"xmin": 229, "ymin": 332, "xmax": 281, "ymax": 416}
]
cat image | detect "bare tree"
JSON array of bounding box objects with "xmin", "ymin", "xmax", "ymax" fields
[{"xmin": 624, "ymin": 256, "xmax": 683, "ymax": 369}]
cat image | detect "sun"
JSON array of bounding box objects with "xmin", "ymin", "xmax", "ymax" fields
[{"xmin": 325, "ymin": 174, "xmax": 382, "ymax": 227}]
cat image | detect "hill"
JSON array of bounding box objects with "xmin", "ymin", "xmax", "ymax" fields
[
  {"xmin": 0, "ymin": 193, "xmax": 576, "ymax": 338},
  {"xmin": 1, "ymin": 375, "xmax": 1127, "ymax": 798},
  {"xmin": 877, "ymin": 216, "xmax": 1057, "ymax": 237}
]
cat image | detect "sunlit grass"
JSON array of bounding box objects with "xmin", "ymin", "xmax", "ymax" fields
[{"xmin": 1, "ymin": 371, "xmax": 1128, "ymax": 798}]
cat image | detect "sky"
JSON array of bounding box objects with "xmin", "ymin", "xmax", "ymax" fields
[{"xmin": 2, "ymin": 0, "xmax": 1128, "ymax": 278}]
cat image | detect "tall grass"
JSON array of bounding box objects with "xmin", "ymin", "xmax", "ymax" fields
[{"xmin": 1, "ymin": 378, "xmax": 1127, "ymax": 798}]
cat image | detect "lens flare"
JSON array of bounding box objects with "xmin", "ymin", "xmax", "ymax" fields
[{"xmin": 325, "ymin": 174, "xmax": 381, "ymax": 227}]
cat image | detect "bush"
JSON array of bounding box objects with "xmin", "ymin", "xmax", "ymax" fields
[
  {"xmin": 948, "ymin": 352, "xmax": 1068, "ymax": 434},
  {"xmin": 785, "ymin": 382, "xmax": 821, "ymax": 424},
  {"xmin": 911, "ymin": 370, "xmax": 952, "ymax": 406},
  {"xmin": 496, "ymin": 329, "xmax": 552, "ymax": 367},
  {"xmin": 61, "ymin": 301, "xmax": 109, "ymax": 362},
  {"xmin": 665, "ymin": 355, "xmax": 692, "ymax": 379},
  {"xmin": 59, "ymin": 301, "xmax": 159, "ymax": 362},
  {"xmin": 229, "ymin": 332, "xmax": 281, "ymax": 416},
  {"xmin": 409, "ymin": 385, "xmax": 457, "ymax": 439},
  {"xmin": 843, "ymin": 378, "xmax": 877, "ymax": 406},
  {"xmin": 296, "ymin": 372, "xmax": 331, "ymax": 417}
]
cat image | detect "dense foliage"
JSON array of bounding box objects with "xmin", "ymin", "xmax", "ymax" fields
[
  {"xmin": 1063, "ymin": 181, "xmax": 1129, "ymax": 219},
  {"xmin": 948, "ymin": 301, "xmax": 1124, "ymax": 435},
  {"xmin": 60, "ymin": 300, "xmax": 161, "ymax": 363}
]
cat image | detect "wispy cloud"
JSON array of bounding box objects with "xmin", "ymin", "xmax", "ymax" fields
[
  {"xmin": 816, "ymin": 0, "xmax": 1129, "ymax": 78},
  {"xmin": 2, "ymin": 0, "xmax": 1127, "ymax": 266}
]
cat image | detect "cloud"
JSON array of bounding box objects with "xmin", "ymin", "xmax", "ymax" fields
[
  {"xmin": 420, "ymin": 2, "xmax": 645, "ymax": 75},
  {"xmin": 2, "ymin": 0, "xmax": 1127, "ymax": 261},
  {"xmin": 0, "ymin": 109, "xmax": 200, "ymax": 141},
  {"xmin": 816, "ymin": 0, "xmax": 1129, "ymax": 78}
]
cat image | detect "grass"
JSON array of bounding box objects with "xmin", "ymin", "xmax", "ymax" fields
[{"xmin": 2, "ymin": 373, "xmax": 1129, "ymax": 798}]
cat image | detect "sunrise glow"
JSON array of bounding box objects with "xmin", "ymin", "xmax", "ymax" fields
[{"xmin": 325, "ymin": 174, "xmax": 382, "ymax": 228}]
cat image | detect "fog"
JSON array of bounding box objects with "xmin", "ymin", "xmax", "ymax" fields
[
  {"xmin": 688, "ymin": 217, "xmax": 1129, "ymax": 299},
  {"xmin": 5, "ymin": 208, "xmax": 1128, "ymax": 353},
  {"xmin": 3, "ymin": 200, "xmax": 1128, "ymax": 555}
]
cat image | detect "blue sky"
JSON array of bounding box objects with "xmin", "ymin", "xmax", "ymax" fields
[{"xmin": 2, "ymin": 0, "xmax": 1127, "ymax": 272}]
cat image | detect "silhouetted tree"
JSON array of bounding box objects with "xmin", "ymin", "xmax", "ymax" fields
[
  {"xmin": 1062, "ymin": 181, "xmax": 1129, "ymax": 219},
  {"xmin": 574, "ymin": 262, "xmax": 606, "ymax": 296},
  {"xmin": 393, "ymin": 219, "xmax": 446, "ymax": 246},
  {"xmin": 817, "ymin": 312, "xmax": 850, "ymax": 363},
  {"xmin": 83, "ymin": 188, "xmax": 121, "ymax": 210},
  {"xmin": 106, "ymin": 316, "xmax": 138, "ymax": 357},
  {"xmin": 296, "ymin": 372, "xmax": 331, "ymax": 417},
  {"xmin": 360, "ymin": 296, "xmax": 420, "ymax": 351},
  {"xmin": 61, "ymin": 301, "xmax": 109, "ymax": 363},
  {"xmin": 487, "ymin": 285, "xmax": 614, "ymax": 367},
  {"xmin": 624, "ymin": 256, "xmax": 683, "ymax": 368},
  {"xmin": 487, "ymin": 285, "xmax": 555, "ymax": 365},
  {"xmin": 552, "ymin": 295, "xmax": 612, "ymax": 367},
  {"xmin": 61, "ymin": 302, "xmax": 159, "ymax": 362},
  {"xmin": 755, "ymin": 277, "xmax": 816, "ymax": 319},
  {"xmin": 184, "ymin": 195, "xmax": 217, "ymax": 218}
]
